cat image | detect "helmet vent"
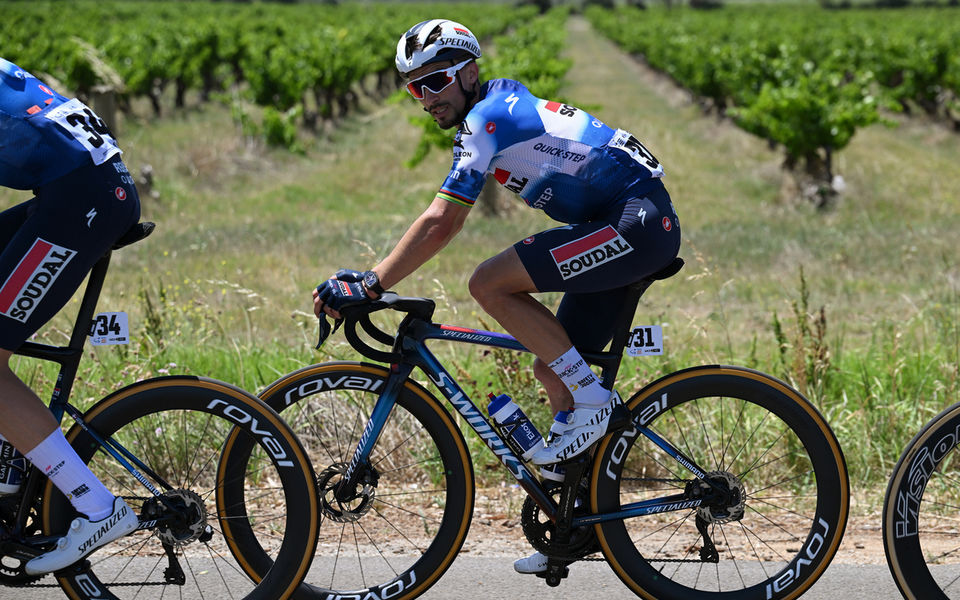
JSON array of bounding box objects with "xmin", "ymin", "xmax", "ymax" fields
[
  {"xmin": 404, "ymin": 34, "xmax": 421, "ymax": 61},
  {"xmin": 425, "ymin": 24, "xmax": 444, "ymax": 48}
]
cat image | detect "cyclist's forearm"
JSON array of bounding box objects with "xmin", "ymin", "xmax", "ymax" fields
[
  {"xmin": 374, "ymin": 216, "xmax": 458, "ymax": 288},
  {"xmin": 373, "ymin": 200, "xmax": 468, "ymax": 289}
]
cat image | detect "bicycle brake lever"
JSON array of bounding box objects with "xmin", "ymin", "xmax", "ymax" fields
[{"xmin": 315, "ymin": 314, "xmax": 344, "ymax": 349}]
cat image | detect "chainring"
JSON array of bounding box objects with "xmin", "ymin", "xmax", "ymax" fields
[
  {"xmin": 0, "ymin": 493, "xmax": 47, "ymax": 586},
  {"xmin": 520, "ymin": 480, "xmax": 599, "ymax": 560}
]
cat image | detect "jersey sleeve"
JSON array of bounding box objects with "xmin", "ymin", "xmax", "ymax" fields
[{"xmin": 436, "ymin": 107, "xmax": 499, "ymax": 208}]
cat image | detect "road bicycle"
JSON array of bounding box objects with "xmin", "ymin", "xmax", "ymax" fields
[
  {"xmin": 222, "ymin": 256, "xmax": 849, "ymax": 599},
  {"xmin": 883, "ymin": 400, "xmax": 960, "ymax": 599},
  {"xmin": 0, "ymin": 222, "xmax": 319, "ymax": 600}
]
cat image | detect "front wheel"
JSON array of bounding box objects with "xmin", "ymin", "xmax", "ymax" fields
[
  {"xmin": 883, "ymin": 401, "xmax": 960, "ymax": 600},
  {"xmin": 219, "ymin": 361, "xmax": 475, "ymax": 600},
  {"xmin": 592, "ymin": 365, "xmax": 849, "ymax": 600},
  {"xmin": 42, "ymin": 376, "xmax": 319, "ymax": 600}
]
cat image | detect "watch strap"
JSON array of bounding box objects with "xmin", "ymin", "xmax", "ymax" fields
[{"xmin": 363, "ymin": 270, "xmax": 384, "ymax": 296}]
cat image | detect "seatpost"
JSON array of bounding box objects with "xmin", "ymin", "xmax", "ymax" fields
[
  {"xmin": 67, "ymin": 250, "xmax": 113, "ymax": 350},
  {"xmin": 606, "ymin": 281, "xmax": 651, "ymax": 355},
  {"xmin": 592, "ymin": 281, "xmax": 651, "ymax": 389}
]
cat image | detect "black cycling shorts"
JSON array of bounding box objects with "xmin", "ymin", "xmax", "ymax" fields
[
  {"xmin": 0, "ymin": 155, "xmax": 140, "ymax": 350},
  {"xmin": 513, "ymin": 179, "xmax": 680, "ymax": 352}
]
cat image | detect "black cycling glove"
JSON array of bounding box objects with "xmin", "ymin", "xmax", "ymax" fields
[{"xmin": 314, "ymin": 276, "xmax": 372, "ymax": 348}]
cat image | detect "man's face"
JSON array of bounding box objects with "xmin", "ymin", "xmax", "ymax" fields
[{"xmin": 405, "ymin": 60, "xmax": 478, "ymax": 130}]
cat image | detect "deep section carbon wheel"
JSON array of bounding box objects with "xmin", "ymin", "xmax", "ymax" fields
[
  {"xmin": 592, "ymin": 365, "xmax": 849, "ymax": 600},
  {"xmin": 41, "ymin": 376, "xmax": 318, "ymax": 600},
  {"xmin": 884, "ymin": 401, "xmax": 960, "ymax": 600},
  {"xmin": 220, "ymin": 362, "xmax": 474, "ymax": 600}
]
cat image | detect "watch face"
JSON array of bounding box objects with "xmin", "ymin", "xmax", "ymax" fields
[{"xmin": 364, "ymin": 272, "xmax": 377, "ymax": 286}]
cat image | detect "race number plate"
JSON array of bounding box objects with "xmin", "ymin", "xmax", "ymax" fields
[
  {"xmin": 627, "ymin": 325, "xmax": 663, "ymax": 356},
  {"xmin": 607, "ymin": 128, "xmax": 663, "ymax": 175},
  {"xmin": 89, "ymin": 311, "xmax": 129, "ymax": 345},
  {"xmin": 43, "ymin": 98, "xmax": 121, "ymax": 165}
]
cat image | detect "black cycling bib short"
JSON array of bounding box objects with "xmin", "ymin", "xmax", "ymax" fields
[{"xmin": 0, "ymin": 57, "xmax": 140, "ymax": 350}]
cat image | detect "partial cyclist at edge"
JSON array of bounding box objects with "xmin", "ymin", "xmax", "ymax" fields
[
  {"xmin": 312, "ymin": 20, "xmax": 681, "ymax": 574},
  {"xmin": 0, "ymin": 57, "xmax": 140, "ymax": 573}
]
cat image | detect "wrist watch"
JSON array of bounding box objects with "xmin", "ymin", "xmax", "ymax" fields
[{"xmin": 362, "ymin": 270, "xmax": 384, "ymax": 297}]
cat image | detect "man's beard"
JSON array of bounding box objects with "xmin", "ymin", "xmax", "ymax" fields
[{"xmin": 425, "ymin": 102, "xmax": 466, "ymax": 129}]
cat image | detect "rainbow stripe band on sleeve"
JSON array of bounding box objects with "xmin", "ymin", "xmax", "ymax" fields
[{"xmin": 436, "ymin": 189, "xmax": 476, "ymax": 208}]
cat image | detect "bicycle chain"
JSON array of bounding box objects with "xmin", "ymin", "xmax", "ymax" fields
[
  {"xmin": 17, "ymin": 579, "xmax": 173, "ymax": 588},
  {"xmin": 579, "ymin": 552, "xmax": 713, "ymax": 565},
  {"xmin": 621, "ymin": 477, "xmax": 689, "ymax": 485},
  {"xmin": 580, "ymin": 553, "xmax": 714, "ymax": 563},
  {"xmin": 13, "ymin": 495, "xmax": 165, "ymax": 588}
]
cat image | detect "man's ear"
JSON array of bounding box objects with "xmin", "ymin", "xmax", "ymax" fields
[{"xmin": 462, "ymin": 61, "xmax": 480, "ymax": 86}]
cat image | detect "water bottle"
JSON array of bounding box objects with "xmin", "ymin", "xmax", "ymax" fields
[
  {"xmin": 487, "ymin": 393, "xmax": 544, "ymax": 461},
  {"xmin": 0, "ymin": 433, "xmax": 26, "ymax": 495}
]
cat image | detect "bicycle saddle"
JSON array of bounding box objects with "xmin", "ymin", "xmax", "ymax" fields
[{"xmin": 112, "ymin": 221, "xmax": 155, "ymax": 250}]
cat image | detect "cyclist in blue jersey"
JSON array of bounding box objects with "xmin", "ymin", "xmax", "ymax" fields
[
  {"xmin": 0, "ymin": 57, "xmax": 139, "ymax": 574},
  {"xmin": 313, "ymin": 20, "xmax": 680, "ymax": 572}
]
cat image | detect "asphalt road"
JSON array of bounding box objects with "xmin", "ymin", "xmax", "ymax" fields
[
  {"xmin": 1, "ymin": 557, "xmax": 903, "ymax": 599},
  {"xmin": 418, "ymin": 557, "xmax": 903, "ymax": 599}
]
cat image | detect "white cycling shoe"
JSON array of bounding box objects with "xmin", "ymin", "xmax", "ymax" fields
[
  {"xmin": 530, "ymin": 392, "xmax": 621, "ymax": 465},
  {"xmin": 26, "ymin": 496, "xmax": 138, "ymax": 574},
  {"xmin": 514, "ymin": 551, "xmax": 549, "ymax": 574}
]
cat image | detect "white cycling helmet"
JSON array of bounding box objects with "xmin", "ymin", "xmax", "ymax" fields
[{"xmin": 395, "ymin": 19, "xmax": 482, "ymax": 75}]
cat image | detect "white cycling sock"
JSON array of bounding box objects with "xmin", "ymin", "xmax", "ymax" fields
[
  {"xmin": 25, "ymin": 429, "xmax": 116, "ymax": 520},
  {"xmin": 548, "ymin": 347, "xmax": 609, "ymax": 407}
]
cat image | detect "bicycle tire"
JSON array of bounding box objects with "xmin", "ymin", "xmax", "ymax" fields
[
  {"xmin": 591, "ymin": 365, "xmax": 849, "ymax": 600},
  {"xmin": 883, "ymin": 400, "xmax": 960, "ymax": 600},
  {"xmin": 218, "ymin": 361, "xmax": 474, "ymax": 600},
  {"xmin": 40, "ymin": 376, "xmax": 319, "ymax": 600}
]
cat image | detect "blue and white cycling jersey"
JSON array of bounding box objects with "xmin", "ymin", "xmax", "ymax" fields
[
  {"xmin": 437, "ymin": 79, "xmax": 664, "ymax": 224},
  {"xmin": 0, "ymin": 57, "xmax": 121, "ymax": 190}
]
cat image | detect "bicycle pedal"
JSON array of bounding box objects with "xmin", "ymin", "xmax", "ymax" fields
[{"xmin": 536, "ymin": 563, "xmax": 569, "ymax": 587}]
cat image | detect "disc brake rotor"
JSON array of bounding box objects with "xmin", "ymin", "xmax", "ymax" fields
[
  {"xmin": 695, "ymin": 471, "xmax": 746, "ymax": 524},
  {"xmin": 317, "ymin": 462, "xmax": 378, "ymax": 523},
  {"xmin": 142, "ymin": 489, "xmax": 207, "ymax": 545}
]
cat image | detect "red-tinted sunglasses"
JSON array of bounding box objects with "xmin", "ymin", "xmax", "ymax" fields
[{"xmin": 405, "ymin": 60, "xmax": 473, "ymax": 100}]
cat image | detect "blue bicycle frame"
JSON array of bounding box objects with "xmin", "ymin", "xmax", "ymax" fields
[{"xmin": 335, "ymin": 302, "xmax": 712, "ymax": 527}]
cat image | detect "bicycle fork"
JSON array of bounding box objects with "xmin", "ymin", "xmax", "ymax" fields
[{"xmin": 334, "ymin": 363, "xmax": 415, "ymax": 504}]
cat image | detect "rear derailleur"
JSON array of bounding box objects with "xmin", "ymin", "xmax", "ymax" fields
[{"xmin": 685, "ymin": 470, "xmax": 747, "ymax": 563}]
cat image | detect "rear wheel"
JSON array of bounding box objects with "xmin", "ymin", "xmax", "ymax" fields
[
  {"xmin": 592, "ymin": 366, "xmax": 848, "ymax": 599},
  {"xmin": 42, "ymin": 376, "xmax": 318, "ymax": 600},
  {"xmin": 220, "ymin": 361, "xmax": 474, "ymax": 600}
]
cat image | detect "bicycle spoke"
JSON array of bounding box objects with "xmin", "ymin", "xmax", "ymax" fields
[
  {"xmin": 355, "ymin": 518, "xmax": 402, "ymax": 577},
  {"xmin": 205, "ymin": 540, "xmax": 240, "ymax": 600},
  {"xmin": 716, "ymin": 524, "xmax": 748, "ymax": 590},
  {"xmin": 370, "ymin": 504, "xmax": 429, "ymax": 554}
]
